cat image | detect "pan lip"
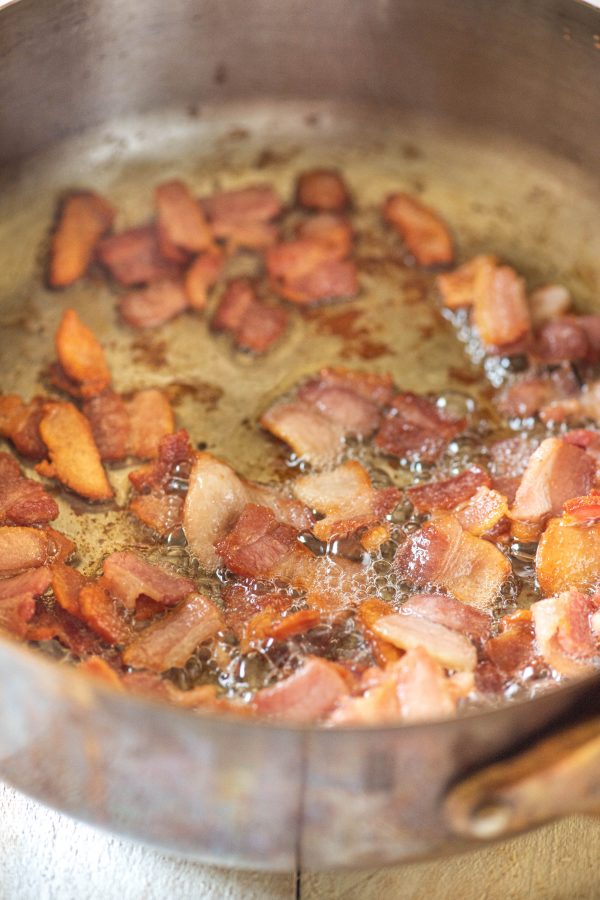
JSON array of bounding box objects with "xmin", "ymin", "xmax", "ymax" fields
[{"xmin": 4, "ymin": 632, "xmax": 598, "ymax": 736}]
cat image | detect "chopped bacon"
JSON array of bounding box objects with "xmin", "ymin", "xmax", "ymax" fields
[
  {"xmin": 37, "ymin": 402, "xmax": 113, "ymax": 500},
  {"xmin": 221, "ymin": 582, "xmax": 292, "ymax": 639},
  {"xmin": 51, "ymin": 562, "xmax": 86, "ymax": 616},
  {"xmin": 541, "ymin": 380, "xmax": 600, "ymax": 426},
  {"xmin": 119, "ymin": 279, "xmax": 189, "ymax": 329},
  {"xmin": 215, "ymin": 504, "xmax": 299, "ymax": 579},
  {"xmin": 536, "ymin": 516, "xmax": 600, "ymax": 595},
  {"xmin": 563, "ymin": 491, "xmax": 600, "ymax": 523},
  {"xmin": 54, "ymin": 309, "xmax": 111, "ymax": 399},
  {"xmin": 0, "ymin": 453, "xmax": 58, "ymax": 525},
  {"xmin": 407, "ymin": 466, "xmax": 490, "ymax": 515},
  {"xmin": 77, "ymin": 656, "xmax": 123, "ymax": 689},
  {"xmin": 102, "ymin": 551, "xmax": 195, "ymax": 610},
  {"xmin": 123, "ymin": 592, "xmax": 223, "ymax": 672},
  {"xmin": 402, "ymin": 593, "xmax": 492, "ymax": 641},
  {"xmin": 533, "ymin": 317, "xmax": 589, "ymax": 364},
  {"xmin": 297, "ymin": 381, "xmax": 381, "ymax": 438},
  {"xmin": 472, "ymin": 264, "xmax": 531, "ymax": 350},
  {"xmin": 455, "ymin": 486, "xmax": 508, "ymax": 537},
  {"xmin": 496, "ymin": 366, "xmax": 579, "ymax": 420},
  {"xmin": 260, "ymin": 400, "xmax": 345, "ymax": 466},
  {"xmin": 0, "ymin": 395, "xmax": 50, "ymax": 459},
  {"xmin": 371, "ymin": 612, "xmax": 477, "ymax": 671},
  {"xmin": 489, "ymin": 435, "xmax": 537, "ymax": 503},
  {"xmin": 510, "ymin": 437, "xmax": 594, "ymax": 524},
  {"xmin": 0, "ymin": 526, "xmax": 50, "ymax": 573},
  {"xmin": 316, "ymin": 367, "xmax": 395, "ymax": 407},
  {"xmin": 360, "ymin": 523, "xmax": 391, "ymax": 553},
  {"xmin": 296, "ymin": 170, "xmax": 350, "ymax": 212},
  {"xmin": 26, "ymin": 603, "xmax": 103, "ymax": 656},
  {"xmin": 484, "ymin": 611, "xmax": 537, "ymax": 680},
  {"xmin": 529, "ymin": 284, "xmax": 572, "ymax": 326},
  {"xmin": 0, "ymin": 567, "xmax": 51, "ymax": 638},
  {"xmin": 395, "ymin": 648, "xmax": 460, "ymax": 722},
  {"xmin": 532, "ymin": 590, "xmax": 597, "ymax": 677},
  {"xmin": 128, "ymin": 429, "xmax": 194, "ymax": 536},
  {"xmin": 82, "ymin": 391, "xmax": 130, "ymax": 461},
  {"xmin": 357, "ymin": 598, "xmax": 403, "ymax": 665},
  {"xmin": 394, "ymin": 513, "xmax": 511, "ymax": 608},
  {"xmin": 245, "ymin": 484, "xmax": 314, "ymax": 531},
  {"xmin": 212, "ymin": 279, "xmax": 288, "ymax": 354},
  {"xmin": 45, "ymin": 527, "xmax": 76, "ymax": 564},
  {"xmin": 296, "ymin": 214, "xmax": 353, "ymax": 258},
  {"xmin": 252, "ymin": 656, "xmax": 349, "ymax": 722},
  {"xmin": 256, "ymin": 608, "xmax": 321, "ymax": 643},
  {"xmin": 97, "ymin": 225, "xmax": 176, "ymax": 286},
  {"xmin": 384, "ymin": 193, "xmax": 454, "ymax": 268},
  {"xmin": 129, "ymin": 493, "xmax": 184, "ymax": 537},
  {"xmin": 292, "ymin": 460, "xmax": 400, "ymax": 541},
  {"xmin": 266, "ymin": 239, "xmax": 358, "ymax": 305},
  {"xmin": 202, "ymin": 185, "xmax": 281, "ymax": 249},
  {"xmin": 375, "ymin": 392, "xmax": 465, "ymax": 463},
  {"xmin": 126, "ymin": 389, "xmax": 175, "ymax": 459},
  {"xmin": 78, "ymin": 581, "xmax": 132, "ymax": 644},
  {"xmin": 184, "ymin": 250, "xmax": 224, "ymax": 310},
  {"xmin": 48, "ymin": 191, "xmax": 115, "ymax": 288},
  {"xmin": 437, "ymin": 255, "xmax": 498, "ymax": 309},
  {"xmin": 155, "ymin": 180, "xmax": 212, "ymax": 254}
]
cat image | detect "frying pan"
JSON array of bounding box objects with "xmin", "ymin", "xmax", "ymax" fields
[{"xmin": 2, "ymin": 0, "xmax": 600, "ymax": 872}]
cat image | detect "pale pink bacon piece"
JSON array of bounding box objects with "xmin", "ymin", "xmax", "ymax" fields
[
  {"xmin": 84, "ymin": 388, "xmax": 174, "ymax": 462},
  {"xmin": 296, "ymin": 170, "xmax": 351, "ymax": 212},
  {"xmin": 375, "ymin": 392, "xmax": 465, "ymax": 463},
  {"xmin": 407, "ymin": 466, "xmax": 490, "ymax": 515},
  {"xmin": 394, "ymin": 513, "xmax": 511, "ymax": 608},
  {"xmin": 128, "ymin": 429, "xmax": 194, "ymax": 537},
  {"xmin": 401, "ymin": 593, "xmax": 492, "ymax": 642},
  {"xmin": 119, "ymin": 280, "xmax": 189, "ymax": 329},
  {"xmin": 212, "ymin": 279, "xmax": 288, "ymax": 354},
  {"xmin": 261, "ymin": 400, "xmax": 345, "ymax": 467},
  {"xmin": 510, "ymin": 437, "xmax": 595, "ymax": 525},
  {"xmin": 97, "ymin": 225, "xmax": 177, "ymax": 286},
  {"xmin": 155, "ymin": 180, "xmax": 213, "ymax": 255},
  {"xmin": 0, "ymin": 567, "xmax": 51, "ymax": 638},
  {"xmin": 531, "ymin": 590, "xmax": 598, "ymax": 678},
  {"xmin": 529, "ymin": 284, "xmax": 572, "ymax": 327},
  {"xmin": 292, "ymin": 460, "xmax": 401, "ymax": 541},
  {"xmin": 0, "ymin": 453, "xmax": 58, "ymax": 526},
  {"xmin": 123, "ymin": 592, "xmax": 223, "ymax": 672},
  {"xmin": 296, "ymin": 214, "xmax": 353, "ymax": 258},
  {"xmin": 536, "ymin": 513, "xmax": 600, "ymax": 596},
  {"xmin": 0, "ymin": 396, "xmax": 50, "ymax": 459},
  {"xmin": 102, "ymin": 551, "xmax": 195, "ymax": 611},
  {"xmin": 252, "ymin": 656, "xmax": 349, "ymax": 722},
  {"xmin": 384, "ymin": 193, "xmax": 454, "ymax": 269},
  {"xmin": 184, "ymin": 250, "xmax": 224, "ymax": 310},
  {"xmin": 202, "ymin": 185, "xmax": 282, "ymax": 250},
  {"xmin": 48, "ymin": 191, "xmax": 115, "ymax": 288},
  {"xmin": 0, "ymin": 527, "xmax": 51, "ymax": 574},
  {"xmin": 496, "ymin": 366, "xmax": 579, "ymax": 420},
  {"xmin": 371, "ymin": 612, "xmax": 476, "ymax": 671},
  {"xmin": 266, "ymin": 238, "xmax": 358, "ymax": 306}
]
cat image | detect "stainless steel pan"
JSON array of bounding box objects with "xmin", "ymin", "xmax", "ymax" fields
[{"xmin": 2, "ymin": 0, "xmax": 600, "ymax": 871}]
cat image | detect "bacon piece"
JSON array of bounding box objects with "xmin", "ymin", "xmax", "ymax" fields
[
  {"xmin": 26, "ymin": 603, "xmax": 103, "ymax": 656},
  {"xmin": 472, "ymin": 264, "xmax": 531, "ymax": 350},
  {"xmin": 51, "ymin": 562, "xmax": 86, "ymax": 616},
  {"xmin": 212, "ymin": 279, "xmax": 288, "ymax": 354},
  {"xmin": 48, "ymin": 191, "xmax": 115, "ymax": 288},
  {"xmin": 215, "ymin": 504, "xmax": 299, "ymax": 579},
  {"xmin": 402, "ymin": 593, "xmax": 492, "ymax": 641},
  {"xmin": 77, "ymin": 656, "xmax": 123, "ymax": 689},
  {"xmin": 54, "ymin": 309, "xmax": 111, "ymax": 399},
  {"xmin": 360, "ymin": 523, "xmax": 391, "ymax": 553},
  {"xmin": 123, "ymin": 593, "xmax": 223, "ymax": 672},
  {"xmin": 102, "ymin": 551, "xmax": 195, "ymax": 611},
  {"xmin": 489, "ymin": 435, "xmax": 537, "ymax": 504},
  {"xmin": 252, "ymin": 656, "xmax": 349, "ymax": 722},
  {"xmin": 184, "ymin": 250, "xmax": 224, "ymax": 310},
  {"xmin": 37, "ymin": 403, "xmax": 113, "ymax": 501},
  {"xmin": 534, "ymin": 317, "xmax": 589, "ymax": 364},
  {"xmin": 395, "ymin": 648, "xmax": 460, "ymax": 722},
  {"xmin": 497, "ymin": 366, "xmax": 579, "ymax": 420},
  {"xmin": 0, "ymin": 567, "xmax": 51, "ymax": 638},
  {"xmin": 155, "ymin": 180, "xmax": 212, "ymax": 254},
  {"xmin": 126, "ymin": 389, "xmax": 175, "ymax": 459},
  {"xmin": 384, "ymin": 193, "xmax": 454, "ymax": 268},
  {"xmin": 97, "ymin": 225, "xmax": 175, "ymax": 286},
  {"xmin": 45, "ymin": 527, "xmax": 76, "ymax": 564},
  {"xmin": 128, "ymin": 430, "xmax": 194, "ymax": 536},
  {"xmin": 357, "ymin": 598, "xmax": 403, "ymax": 665},
  {"xmin": 531, "ymin": 590, "xmax": 597, "ymax": 677},
  {"xmin": 253, "ymin": 608, "xmax": 321, "ymax": 644},
  {"xmin": 317, "ymin": 367, "xmax": 395, "ymax": 407},
  {"xmin": 267, "ymin": 239, "xmax": 358, "ymax": 305},
  {"xmin": 78, "ymin": 581, "xmax": 132, "ymax": 644},
  {"xmin": 292, "ymin": 460, "xmax": 401, "ymax": 541},
  {"xmin": 129, "ymin": 493, "xmax": 184, "ymax": 537},
  {"xmin": 484, "ymin": 612, "xmax": 537, "ymax": 680},
  {"xmin": 375, "ymin": 392, "xmax": 465, "ymax": 463},
  {"xmin": 0, "ymin": 453, "xmax": 58, "ymax": 526},
  {"xmin": 371, "ymin": 612, "xmax": 476, "ymax": 671},
  {"xmin": 510, "ymin": 437, "xmax": 594, "ymax": 524},
  {"xmin": 221, "ymin": 583, "xmax": 292, "ymax": 639},
  {"xmin": 0, "ymin": 527, "xmax": 50, "ymax": 573},
  {"xmin": 260, "ymin": 400, "xmax": 345, "ymax": 466},
  {"xmin": 82, "ymin": 391, "xmax": 130, "ymax": 461},
  {"xmin": 437, "ymin": 255, "xmax": 498, "ymax": 309},
  {"xmin": 202, "ymin": 185, "xmax": 281, "ymax": 249},
  {"xmin": 407, "ymin": 466, "xmax": 490, "ymax": 515},
  {"xmin": 542, "ymin": 380, "xmax": 600, "ymax": 426},
  {"xmin": 563, "ymin": 491, "xmax": 600, "ymax": 523},
  {"xmin": 0, "ymin": 396, "xmax": 49, "ymax": 459},
  {"xmin": 536, "ymin": 516, "xmax": 600, "ymax": 595},
  {"xmin": 296, "ymin": 170, "xmax": 350, "ymax": 212},
  {"xmin": 297, "ymin": 381, "xmax": 380, "ymax": 438},
  {"xmin": 296, "ymin": 213, "xmax": 353, "ymax": 258},
  {"xmin": 529, "ymin": 284, "xmax": 572, "ymax": 326},
  {"xmin": 394, "ymin": 513, "xmax": 511, "ymax": 608},
  {"xmin": 119, "ymin": 279, "xmax": 188, "ymax": 329},
  {"xmin": 456, "ymin": 486, "xmax": 508, "ymax": 537}
]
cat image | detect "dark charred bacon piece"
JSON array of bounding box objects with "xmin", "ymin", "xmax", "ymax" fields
[
  {"xmin": 0, "ymin": 453, "xmax": 58, "ymax": 526},
  {"xmin": 155, "ymin": 180, "xmax": 213, "ymax": 255},
  {"xmin": 48, "ymin": 191, "xmax": 115, "ymax": 288},
  {"xmin": 407, "ymin": 466, "xmax": 491, "ymax": 515},
  {"xmin": 0, "ymin": 396, "xmax": 50, "ymax": 459},
  {"xmin": 375, "ymin": 392, "xmax": 465, "ymax": 463},
  {"xmin": 102, "ymin": 551, "xmax": 195, "ymax": 611},
  {"xmin": 53, "ymin": 309, "xmax": 111, "ymax": 399},
  {"xmin": 119, "ymin": 280, "xmax": 189, "ymax": 329},
  {"xmin": 97, "ymin": 225, "xmax": 177, "ymax": 286},
  {"xmin": 212, "ymin": 279, "xmax": 288, "ymax": 354},
  {"xmin": 296, "ymin": 170, "xmax": 351, "ymax": 212},
  {"xmin": 384, "ymin": 193, "xmax": 454, "ymax": 268}
]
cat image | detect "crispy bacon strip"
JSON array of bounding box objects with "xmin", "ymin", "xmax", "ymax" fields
[
  {"xmin": 0, "ymin": 453, "xmax": 58, "ymax": 525},
  {"xmin": 316, "ymin": 367, "xmax": 394, "ymax": 406},
  {"xmin": 266, "ymin": 239, "xmax": 358, "ymax": 305},
  {"xmin": 296, "ymin": 170, "xmax": 350, "ymax": 212},
  {"xmin": 119, "ymin": 280, "xmax": 189, "ymax": 329},
  {"xmin": 184, "ymin": 250, "xmax": 224, "ymax": 310},
  {"xmin": 155, "ymin": 180, "xmax": 212, "ymax": 254},
  {"xmin": 536, "ymin": 515, "xmax": 600, "ymax": 596},
  {"xmin": 221, "ymin": 583, "xmax": 292, "ymax": 639},
  {"xmin": 123, "ymin": 593, "xmax": 223, "ymax": 672},
  {"xmin": 456, "ymin": 486, "xmax": 508, "ymax": 537},
  {"xmin": 394, "ymin": 513, "xmax": 511, "ymax": 608},
  {"xmin": 407, "ymin": 466, "xmax": 490, "ymax": 515},
  {"xmin": 54, "ymin": 309, "xmax": 111, "ymax": 399},
  {"xmin": 484, "ymin": 611, "xmax": 537, "ymax": 680},
  {"xmin": 297, "ymin": 380, "xmax": 381, "ymax": 438},
  {"xmin": 260, "ymin": 400, "xmax": 345, "ymax": 467},
  {"xmin": 202, "ymin": 185, "xmax": 281, "ymax": 249},
  {"xmin": 371, "ymin": 612, "xmax": 477, "ymax": 671},
  {"xmin": 375, "ymin": 392, "xmax": 465, "ymax": 463},
  {"xmin": 97, "ymin": 225, "xmax": 176, "ymax": 286},
  {"xmin": 292, "ymin": 460, "xmax": 401, "ymax": 541},
  {"xmin": 384, "ymin": 193, "xmax": 454, "ymax": 268},
  {"xmin": 51, "ymin": 562, "xmax": 86, "ymax": 617},
  {"xmin": 78, "ymin": 582, "xmax": 132, "ymax": 644},
  {"xmin": 510, "ymin": 437, "xmax": 595, "ymax": 524},
  {"xmin": 0, "ymin": 396, "xmax": 50, "ymax": 459},
  {"xmin": 82, "ymin": 391, "xmax": 130, "ymax": 461},
  {"xmin": 48, "ymin": 191, "xmax": 115, "ymax": 288},
  {"xmin": 26, "ymin": 603, "xmax": 103, "ymax": 656},
  {"xmin": 102, "ymin": 551, "xmax": 195, "ymax": 611},
  {"xmin": 0, "ymin": 527, "xmax": 50, "ymax": 574},
  {"xmin": 252, "ymin": 656, "xmax": 349, "ymax": 722},
  {"xmin": 37, "ymin": 402, "xmax": 113, "ymax": 501},
  {"xmin": 532, "ymin": 590, "xmax": 597, "ymax": 677}
]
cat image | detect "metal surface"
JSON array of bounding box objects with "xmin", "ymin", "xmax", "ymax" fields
[{"xmin": 1, "ymin": 0, "xmax": 600, "ymax": 871}]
